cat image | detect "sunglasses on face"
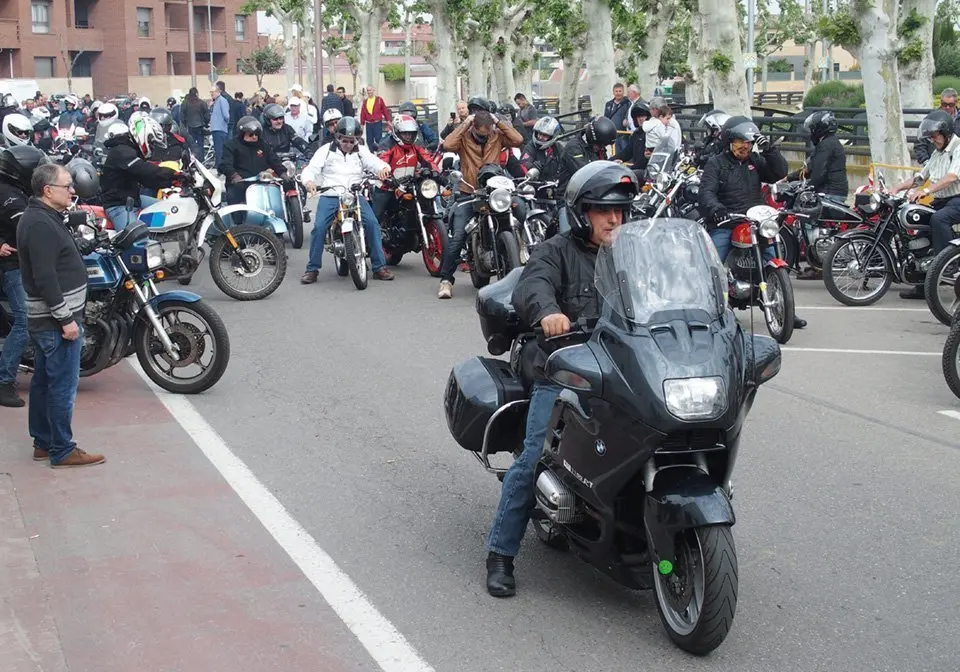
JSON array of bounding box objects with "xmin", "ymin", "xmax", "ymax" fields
[{"xmin": 11, "ymin": 128, "xmax": 30, "ymax": 139}]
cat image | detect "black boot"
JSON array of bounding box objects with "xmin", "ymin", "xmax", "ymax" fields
[
  {"xmin": 486, "ymin": 552, "xmax": 516, "ymax": 597},
  {"xmin": 0, "ymin": 382, "xmax": 24, "ymax": 408},
  {"xmin": 899, "ymin": 285, "xmax": 925, "ymax": 300},
  {"xmin": 793, "ymin": 315, "xmax": 807, "ymax": 330}
]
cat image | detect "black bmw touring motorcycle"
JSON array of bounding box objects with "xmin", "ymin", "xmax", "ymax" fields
[{"xmin": 444, "ymin": 219, "xmax": 782, "ymax": 655}]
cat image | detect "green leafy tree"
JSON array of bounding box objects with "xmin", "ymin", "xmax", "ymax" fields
[
  {"xmin": 754, "ymin": 0, "xmax": 815, "ymax": 91},
  {"xmin": 238, "ymin": 45, "xmax": 285, "ymax": 87}
]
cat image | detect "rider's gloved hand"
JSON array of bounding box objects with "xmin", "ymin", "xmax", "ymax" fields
[
  {"xmin": 754, "ymin": 135, "xmax": 770, "ymax": 152},
  {"xmin": 711, "ymin": 208, "xmax": 729, "ymax": 225},
  {"xmin": 229, "ymin": 173, "xmax": 243, "ymax": 184}
]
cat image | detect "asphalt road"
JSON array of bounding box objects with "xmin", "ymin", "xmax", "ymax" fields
[{"xmin": 146, "ymin": 220, "xmax": 960, "ymax": 671}]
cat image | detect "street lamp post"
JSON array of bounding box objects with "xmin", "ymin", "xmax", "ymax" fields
[
  {"xmin": 746, "ymin": 0, "xmax": 756, "ymax": 100},
  {"xmin": 206, "ymin": 0, "xmax": 214, "ymax": 83},
  {"xmin": 187, "ymin": 0, "xmax": 197, "ymax": 87}
]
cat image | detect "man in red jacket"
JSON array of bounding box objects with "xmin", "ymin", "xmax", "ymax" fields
[
  {"xmin": 359, "ymin": 85, "xmax": 391, "ymax": 150},
  {"xmin": 373, "ymin": 115, "xmax": 440, "ymax": 224}
]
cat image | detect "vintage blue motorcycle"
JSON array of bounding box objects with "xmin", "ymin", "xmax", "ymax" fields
[{"xmin": 0, "ymin": 214, "xmax": 230, "ymax": 394}]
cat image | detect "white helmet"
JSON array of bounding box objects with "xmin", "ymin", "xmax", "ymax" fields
[
  {"xmin": 128, "ymin": 111, "xmax": 162, "ymax": 157},
  {"xmin": 97, "ymin": 102, "xmax": 118, "ymax": 123},
  {"xmin": 322, "ymin": 108, "xmax": 343, "ymax": 124},
  {"xmin": 65, "ymin": 95, "xmax": 80, "ymax": 108},
  {"xmin": 101, "ymin": 120, "xmax": 131, "ymax": 144},
  {"xmin": 2, "ymin": 114, "xmax": 34, "ymax": 146},
  {"xmin": 33, "ymin": 106, "xmax": 51, "ymax": 120},
  {"xmin": 393, "ymin": 114, "xmax": 419, "ymax": 145},
  {"xmin": 89, "ymin": 100, "xmax": 102, "ymax": 115},
  {"xmin": 136, "ymin": 96, "xmax": 152, "ymax": 111}
]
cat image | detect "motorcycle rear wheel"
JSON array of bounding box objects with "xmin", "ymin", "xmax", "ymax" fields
[
  {"xmin": 942, "ymin": 312, "xmax": 960, "ymax": 398},
  {"xmin": 208, "ymin": 224, "xmax": 287, "ymax": 301},
  {"xmin": 924, "ymin": 245, "xmax": 960, "ymax": 326},
  {"xmin": 286, "ymin": 196, "xmax": 304, "ymax": 249},
  {"xmin": 653, "ymin": 525, "xmax": 738, "ymax": 656},
  {"xmin": 344, "ymin": 228, "xmax": 368, "ymax": 290}
]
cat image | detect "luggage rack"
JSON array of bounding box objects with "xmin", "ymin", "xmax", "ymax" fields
[{"xmin": 475, "ymin": 399, "xmax": 529, "ymax": 475}]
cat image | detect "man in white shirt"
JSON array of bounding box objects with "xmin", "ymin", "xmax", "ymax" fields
[
  {"xmin": 299, "ymin": 116, "xmax": 394, "ymax": 284},
  {"xmin": 285, "ymin": 97, "xmax": 312, "ymax": 141},
  {"xmin": 625, "ymin": 85, "xmax": 642, "ymax": 132}
]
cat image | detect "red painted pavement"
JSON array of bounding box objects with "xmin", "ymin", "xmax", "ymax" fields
[{"xmin": 0, "ymin": 364, "xmax": 378, "ymax": 672}]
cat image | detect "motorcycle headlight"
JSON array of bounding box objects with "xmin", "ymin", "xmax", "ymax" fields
[
  {"xmin": 759, "ymin": 219, "xmax": 780, "ymax": 239},
  {"xmin": 341, "ymin": 192, "xmax": 356, "ymax": 207},
  {"xmin": 420, "ymin": 178, "xmax": 439, "ymax": 200},
  {"xmin": 489, "ymin": 187, "xmax": 512, "ymax": 213},
  {"xmin": 656, "ymin": 172, "xmax": 670, "ymax": 190},
  {"xmin": 663, "ymin": 377, "xmax": 727, "ymax": 421},
  {"xmin": 145, "ymin": 241, "xmax": 164, "ymax": 270}
]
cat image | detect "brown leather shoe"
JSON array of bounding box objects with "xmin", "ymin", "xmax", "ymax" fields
[
  {"xmin": 300, "ymin": 270, "xmax": 319, "ymax": 284},
  {"xmin": 33, "ymin": 445, "xmax": 49, "ymax": 461},
  {"xmin": 373, "ymin": 268, "xmax": 395, "ymax": 281},
  {"xmin": 51, "ymin": 447, "xmax": 106, "ymax": 469}
]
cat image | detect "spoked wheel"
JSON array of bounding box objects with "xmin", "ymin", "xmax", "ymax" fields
[
  {"xmin": 421, "ymin": 219, "xmax": 446, "ymax": 278},
  {"xmin": 763, "ymin": 266, "xmax": 795, "ymax": 344},
  {"xmin": 823, "ymin": 237, "xmax": 893, "ymax": 306},
  {"xmin": 942, "ymin": 312, "xmax": 960, "ymax": 398},
  {"xmin": 777, "ymin": 229, "xmax": 800, "ymax": 270},
  {"xmin": 286, "ymin": 196, "xmax": 304, "ymax": 249},
  {"xmin": 135, "ymin": 299, "xmax": 230, "ymax": 394},
  {"xmin": 495, "ymin": 231, "xmax": 522, "ymax": 279},
  {"xmin": 334, "ymin": 254, "xmax": 349, "ymax": 276},
  {"xmin": 652, "ymin": 525, "xmax": 738, "ymax": 656},
  {"xmin": 344, "ymin": 227, "xmax": 368, "ymax": 290},
  {"xmin": 208, "ymin": 224, "xmax": 287, "ymax": 300},
  {"xmin": 924, "ymin": 246, "xmax": 960, "ymax": 326}
]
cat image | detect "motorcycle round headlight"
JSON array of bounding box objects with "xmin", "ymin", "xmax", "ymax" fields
[
  {"xmin": 341, "ymin": 192, "xmax": 356, "ymax": 207},
  {"xmin": 420, "ymin": 178, "xmax": 439, "ymax": 200},
  {"xmin": 759, "ymin": 219, "xmax": 779, "ymax": 239},
  {"xmin": 656, "ymin": 172, "xmax": 670, "ymax": 190},
  {"xmin": 489, "ymin": 187, "xmax": 512, "ymax": 213},
  {"xmin": 145, "ymin": 241, "xmax": 164, "ymax": 270}
]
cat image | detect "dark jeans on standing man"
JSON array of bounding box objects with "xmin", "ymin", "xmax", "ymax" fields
[
  {"xmin": 29, "ymin": 326, "xmax": 83, "ymax": 464},
  {"xmin": 188, "ymin": 127, "xmax": 205, "ymax": 158},
  {"xmin": 365, "ymin": 121, "xmax": 384, "ymax": 151},
  {"xmin": 439, "ymin": 199, "xmax": 473, "ymax": 284},
  {"xmin": 0, "ymin": 268, "xmax": 28, "ymax": 386},
  {"xmin": 212, "ymin": 130, "xmax": 228, "ymax": 168}
]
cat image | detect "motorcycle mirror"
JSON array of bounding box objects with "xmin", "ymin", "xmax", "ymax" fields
[
  {"xmin": 912, "ymin": 172, "xmax": 924, "ymax": 186},
  {"xmin": 448, "ymin": 170, "xmax": 463, "ymax": 187},
  {"xmin": 749, "ymin": 333, "xmax": 781, "ymax": 385},
  {"xmin": 527, "ymin": 167, "xmax": 540, "ymax": 180},
  {"xmin": 544, "ymin": 343, "xmax": 602, "ymax": 394}
]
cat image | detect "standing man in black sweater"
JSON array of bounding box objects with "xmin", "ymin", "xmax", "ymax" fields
[{"xmin": 18, "ymin": 163, "xmax": 105, "ymax": 468}]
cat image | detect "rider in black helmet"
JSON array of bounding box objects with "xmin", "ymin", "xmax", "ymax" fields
[
  {"xmin": 787, "ymin": 111, "xmax": 847, "ymax": 198},
  {"xmin": 219, "ymin": 116, "xmax": 285, "ymax": 209},
  {"xmin": 484, "ymin": 160, "xmax": 639, "ymax": 599},
  {"xmin": 379, "ymin": 101, "xmax": 438, "ymax": 151},
  {"xmin": 149, "ymin": 107, "xmax": 188, "ymax": 162},
  {"xmin": 559, "ymin": 116, "xmax": 617, "ymax": 192},
  {"xmin": 260, "ymin": 102, "xmax": 308, "ymax": 155}
]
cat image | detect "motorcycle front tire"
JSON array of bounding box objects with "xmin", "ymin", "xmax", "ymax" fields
[
  {"xmin": 496, "ymin": 231, "xmax": 522, "ymax": 279},
  {"xmin": 344, "ymin": 228, "xmax": 369, "ymax": 290},
  {"xmin": 286, "ymin": 196, "xmax": 304, "ymax": 249},
  {"xmin": 924, "ymin": 245, "xmax": 960, "ymax": 326},
  {"xmin": 764, "ymin": 266, "xmax": 795, "ymax": 344},
  {"xmin": 942, "ymin": 312, "xmax": 960, "ymax": 398},
  {"xmin": 208, "ymin": 223, "xmax": 288, "ymax": 301}
]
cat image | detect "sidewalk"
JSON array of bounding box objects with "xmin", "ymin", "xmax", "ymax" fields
[{"xmin": 0, "ymin": 363, "xmax": 376, "ymax": 672}]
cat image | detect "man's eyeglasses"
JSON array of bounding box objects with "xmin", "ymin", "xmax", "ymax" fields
[
  {"xmin": 47, "ymin": 182, "xmax": 76, "ymax": 192},
  {"xmin": 942, "ymin": 101, "xmax": 958, "ymax": 110}
]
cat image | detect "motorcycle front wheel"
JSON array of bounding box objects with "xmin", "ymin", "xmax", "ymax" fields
[
  {"xmin": 208, "ymin": 224, "xmax": 287, "ymax": 301},
  {"xmin": 422, "ymin": 219, "xmax": 446, "ymax": 278},
  {"xmin": 823, "ymin": 237, "xmax": 893, "ymax": 306},
  {"xmin": 924, "ymin": 245, "xmax": 960, "ymax": 326},
  {"xmin": 496, "ymin": 231, "xmax": 522, "ymax": 279},
  {"xmin": 343, "ymin": 227, "xmax": 368, "ymax": 290},
  {"xmin": 135, "ymin": 299, "xmax": 230, "ymax": 394},
  {"xmin": 763, "ymin": 266, "xmax": 795, "ymax": 344},
  {"xmin": 942, "ymin": 312, "xmax": 960, "ymax": 398},
  {"xmin": 286, "ymin": 195, "xmax": 304, "ymax": 249},
  {"xmin": 652, "ymin": 525, "xmax": 738, "ymax": 656}
]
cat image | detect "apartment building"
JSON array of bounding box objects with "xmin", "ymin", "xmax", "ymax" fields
[{"xmin": 0, "ymin": 0, "xmax": 254, "ymax": 96}]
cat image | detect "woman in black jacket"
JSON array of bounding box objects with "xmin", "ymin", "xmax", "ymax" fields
[{"xmin": 179, "ymin": 87, "xmax": 210, "ymax": 158}]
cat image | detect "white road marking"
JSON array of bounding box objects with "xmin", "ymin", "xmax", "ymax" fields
[
  {"xmin": 131, "ymin": 362, "xmax": 435, "ymax": 672},
  {"xmin": 937, "ymin": 410, "xmax": 960, "ymax": 421},
  {"xmin": 782, "ymin": 346, "xmax": 940, "ymax": 356},
  {"xmin": 794, "ymin": 306, "xmax": 929, "ymax": 312}
]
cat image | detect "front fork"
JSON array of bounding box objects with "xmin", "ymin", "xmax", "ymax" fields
[
  {"xmin": 205, "ymin": 195, "xmax": 254, "ymax": 273},
  {"xmin": 126, "ymin": 264, "xmax": 179, "ymax": 359},
  {"xmin": 751, "ymin": 228, "xmax": 777, "ymax": 324}
]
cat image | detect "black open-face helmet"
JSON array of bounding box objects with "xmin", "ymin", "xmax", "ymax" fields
[
  {"xmin": 564, "ymin": 160, "xmax": 639, "ymax": 240},
  {"xmin": 66, "ymin": 157, "xmax": 100, "ymax": 199},
  {"xmin": 467, "ymin": 96, "xmax": 488, "ymax": 114},
  {"xmin": 0, "ymin": 145, "xmax": 50, "ymax": 194},
  {"xmin": 477, "ymin": 163, "xmax": 507, "ymax": 189},
  {"xmin": 919, "ymin": 110, "xmax": 955, "ymax": 143},
  {"xmin": 722, "ymin": 115, "xmax": 762, "ymax": 144},
  {"xmin": 398, "ymin": 101, "xmax": 418, "ymax": 119},
  {"xmin": 263, "ymin": 103, "xmax": 285, "ymax": 122},
  {"xmin": 236, "ymin": 115, "xmax": 262, "ymax": 141},
  {"xmin": 149, "ymin": 107, "xmax": 175, "ymax": 133},
  {"xmin": 630, "ymin": 100, "xmax": 651, "ymax": 123},
  {"xmin": 335, "ymin": 116, "xmax": 363, "ymax": 151},
  {"xmin": 803, "ymin": 110, "xmax": 838, "ymax": 143}
]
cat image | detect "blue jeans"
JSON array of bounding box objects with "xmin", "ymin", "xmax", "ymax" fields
[
  {"xmin": 365, "ymin": 121, "xmax": 383, "ymax": 150},
  {"xmin": 931, "ymin": 196, "xmax": 960, "ymax": 254},
  {"xmin": 212, "ymin": 130, "xmax": 227, "ymax": 168},
  {"xmin": 106, "ymin": 195, "xmax": 158, "ymax": 231},
  {"xmin": 188, "ymin": 128, "xmax": 205, "ymax": 157},
  {"xmin": 0, "ymin": 268, "xmax": 28, "ymax": 385},
  {"xmin": 306, "ymin": 195, "xmax": 387, "ymax": 272},
  {"xmin": 710, "ymin": 227, "xmax": 775, "ymax": 264},
  {"xmin": 487, "ymin": 383, "xmax": 562, "ymax": 557},
  {"xmin": 29, "ymin": 327, "xmax": 83, "ymax": 464}
]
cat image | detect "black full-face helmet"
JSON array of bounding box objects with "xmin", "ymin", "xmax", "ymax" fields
[
  {"xmin": 0, "ymin": 145, "xmax": 50, "ymax": 194},
  {"xmin": 584, "ymin": 116, "xmax": 617, "ymax": 147},
  {"xmin": 564, "ymin": 160, "xmax": 639, "ymax": 240},
  {"xmin": 803, "ymin": 110, "xmax": 838, "ymax": 144}
]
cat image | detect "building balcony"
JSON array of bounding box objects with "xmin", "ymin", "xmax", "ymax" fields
[
  {"xmin": 194, "ymin": 29, "xmax": 227, "ymax": 53},
  {"xmin": 165, "ymin": 27, "xmax": 189, "ymax": 51},
  {"xmin": 68, "ymin": 26, "xmax": 104, "ymax": 52},
  {"xmin": 0, "ymin": 18, "xmax": 19, "ymax": 44}
]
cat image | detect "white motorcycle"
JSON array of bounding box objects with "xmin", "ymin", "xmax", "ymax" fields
[{"xmin": 135, "ymin": 154, "xmax": 289, "ymax": 301}]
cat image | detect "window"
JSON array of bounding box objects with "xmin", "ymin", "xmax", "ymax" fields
[
  {"xmin": 31, "ymin": 1, "xmax": 50, "ymax": 34},
  {"xmin": 235, "ymin": 15, "xmax": 245, "ymax": 41},
  {"xmin": 34, "ymin": 57, "xmax": 55, "ymax": 78},
  {"xmin": 136, "ymin": 7, "xmax": 152, "ymax": 37},
  {"xmin": 138, "ymin": 58, "xmax": 154, "ymax": 76}
]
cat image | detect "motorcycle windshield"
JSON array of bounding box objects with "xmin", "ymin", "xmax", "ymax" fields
[
  {"xmin": 645, "ymin": 136, "xmax": 680, "ymax": 179},
  {"xmin": 595, "ymin": 218, "xmax": 726, "ymax": 325}
]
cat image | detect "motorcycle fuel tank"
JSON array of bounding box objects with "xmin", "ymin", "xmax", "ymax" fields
[
  {"xmin": 138, "ymin": 196, "xmax": 199, "ymax": 233},
  {"xmin": 83, "ymin": 253, "xmax": 121, "ymax": 290}
]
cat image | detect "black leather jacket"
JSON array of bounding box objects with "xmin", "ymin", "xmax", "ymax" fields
[
  {"xmin": 262, "ymin": 123, "xmax": 308, "ymax": 155},
  {"xmin": 559, "ymin": 136, "xmax": 608, "ymax": 190},
  {"xmin": 101, "ymin": 140, "xmax": 178, "ymax": 208},
  {"xmin": 787, "ymin": 134, "xmax": 848, "ymax": 197},
  {"xmin": 698, "ymin": 148, "xmax": 789, "ymax": 226},
  {"xmin": 0, "ymin": 181, "xmax": 28, "ymax": 269}
]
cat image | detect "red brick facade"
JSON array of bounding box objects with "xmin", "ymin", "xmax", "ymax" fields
[{"xmin": 0, "ymin": 0, "xmax": 254, "ymax": 96}]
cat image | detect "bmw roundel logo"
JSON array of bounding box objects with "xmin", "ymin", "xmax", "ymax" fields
[
  {"xmin": 595, "ymin": 440, "xmax": 606, "ymax": 456},
  {"xmin": 910, "ymin": 212, "xmax": 920, "ymax": 222},
  {"xmin": 171, "ymin": 206, "xmax": 179, "ymax": 214}
]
